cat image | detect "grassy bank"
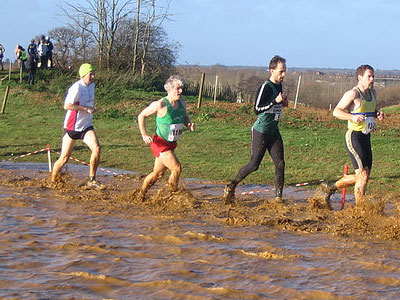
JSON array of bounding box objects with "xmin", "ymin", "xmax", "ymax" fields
[{"xmin": 1, "ymin": 82, "xmax": 400, "ymax": 197}]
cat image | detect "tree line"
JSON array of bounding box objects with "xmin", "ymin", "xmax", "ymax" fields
[{"xmin": 48, "ymin": 0, "xmax": 176, "ymax": 75}]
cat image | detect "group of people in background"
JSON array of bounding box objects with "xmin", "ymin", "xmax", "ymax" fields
[{"xmin": 12, "ymin": 35, "xmax": 54, "ymax": 85}]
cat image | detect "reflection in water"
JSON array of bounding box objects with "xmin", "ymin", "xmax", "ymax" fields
[{"xmin": 0, "ymin": 162, "xmax": 400, "ymax": 299}]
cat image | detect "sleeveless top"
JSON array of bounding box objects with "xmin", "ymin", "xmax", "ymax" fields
[
  {"xmin": 252, "ymin": 80, "xmax": 282, "ymax": 134},
  {"xmin": 348, "ymin": 87, "xmax": 376, "ymax": 134},
  {"xmin": 156, "ymin": 97, "xmax": 185, "ymax": 142}
]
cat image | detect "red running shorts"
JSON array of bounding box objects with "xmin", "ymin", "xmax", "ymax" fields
[{"xmin": 150, "ymin": 134, "xmax": 177, "ymax": 158}]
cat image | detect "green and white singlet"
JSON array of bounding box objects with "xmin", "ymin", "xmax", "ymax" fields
[{"xmin": 156, "ymin": 97, "xmax": 185, "ymax": 142}]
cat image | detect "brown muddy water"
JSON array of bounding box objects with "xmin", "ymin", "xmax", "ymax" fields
[{"xmin": 1, "ymin": 162, "xmax": 400, "ymax": 299}]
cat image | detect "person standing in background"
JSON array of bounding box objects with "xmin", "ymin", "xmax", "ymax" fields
[
  {"xmin": 15, "ymin": 45, "xmax": 27, "ymax": 71},
  {"xmin": 38, "ymin": 36, "xmax": 48, "ymax": 69},
  {"xmin": 27, "ymin": 39, "xmax": 38, "ymax": 60},
  {"xmin": 0, "ymin": 44, "xmax": 5, "ymax": 70},
  {"xmin": 26, "ymin": 54, "xmax": 37, "ymax": 85},
  {"xmin": 45, "ymin": 36, "xmax": 53, "ymax": 68}
]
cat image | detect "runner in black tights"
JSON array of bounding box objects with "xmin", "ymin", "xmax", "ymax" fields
[{"xmin": 223, "ymin": 55, "xmax": 288, "ymax": 204}]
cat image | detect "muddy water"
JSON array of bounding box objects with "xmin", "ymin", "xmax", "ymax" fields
[{"xmin": 1, "ymin": 162, "xmax": 400, "ymax": 299}]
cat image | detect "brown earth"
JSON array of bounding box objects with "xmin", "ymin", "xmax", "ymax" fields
[{"xmin": 2, "ymin": 167, "xmax": 400, "ymax": 242}]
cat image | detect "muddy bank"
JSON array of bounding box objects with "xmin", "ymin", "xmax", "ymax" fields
[{"xmin": 1, "ymin": 163, "xmax": 400, "ymax": 243}]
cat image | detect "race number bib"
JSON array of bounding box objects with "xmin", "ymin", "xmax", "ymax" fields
[
  {"xmin": 273, "ymin": 105, "xmax": 282, "ymax": 121},
  {"xmin": 167, "ymin": 123, "xmax": 184, "ymax": 141},
  {"xmin": 362, "ymin": 116, "xmax": 376, "ymax": 134}
]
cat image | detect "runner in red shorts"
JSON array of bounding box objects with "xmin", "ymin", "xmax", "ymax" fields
[{"xmin": 137, "ymin": 75, "xmax": 195, "ymax": 201}]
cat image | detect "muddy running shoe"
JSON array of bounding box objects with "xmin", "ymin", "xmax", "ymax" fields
[
  {"xmin": 319, "ymin": 182, "xmax": 337, "ymax": 209},
  {"xmin": 320, "ymin": 182, "xmax": 337, "ymax": 197},
  {"xmin": 136, "ymin": 189, "xmax": 146, "ymax": 202},
  {"xmin": 86, "ymin": 179, "xmax": 106, "ymax": 190},
  {"xmin": 222, "ymin": 183, "xmax": 236, "ymax": 205},
  {"xmin": 274, "ymin": 196, "xmax": 284, "ymax": 204}
]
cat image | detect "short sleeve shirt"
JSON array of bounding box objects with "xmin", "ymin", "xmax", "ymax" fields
[{"xmin": 63, "ymin": 80, "xmax": 95, "ymax": 131}]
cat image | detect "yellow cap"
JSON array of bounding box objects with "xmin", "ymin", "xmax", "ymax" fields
[{"xmin": 79, "ymin": 63, "xmax": 94, "ymax": 79}]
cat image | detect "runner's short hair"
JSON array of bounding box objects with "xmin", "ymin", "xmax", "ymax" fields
[
  {"xmin": 164, "ymin": 75, "xmax": 184, "ymax": 91},
  {"xmin": 269, "ymin": 55, "xmax": 286, "ymax": 70},
  {"xmin": 356, "ymin": 65, "xmax": 374, "ymax": 78}
]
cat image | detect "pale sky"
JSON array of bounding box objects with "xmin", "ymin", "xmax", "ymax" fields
[{"xmin": 2, "ymin": 0, "xmax": 400, "ymax": 70}]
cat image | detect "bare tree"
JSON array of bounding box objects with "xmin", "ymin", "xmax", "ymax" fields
[
  {"xmin": 138, "ymin": 0, "xmax": 172, "ymax": 74},
  {"xmin": 61, "ymin": 0, "xmax": 133, "ymax": 69},
  {"xmin": 132, "ymin": 0, "xmax": 141, "ymax": 72},
  {"xmin": 111, "ymin": 18, "xmax": 177, "ymax": 72}
]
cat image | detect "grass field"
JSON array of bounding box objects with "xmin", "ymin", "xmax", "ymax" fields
[{"xmin": 1, "ymin": 82, "xmax": 400, "ymax": 198}]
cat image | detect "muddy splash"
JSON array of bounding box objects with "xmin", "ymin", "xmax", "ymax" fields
[{"xmin": 1, "ymin": 162, "xmax": 400, "ymax": 299}]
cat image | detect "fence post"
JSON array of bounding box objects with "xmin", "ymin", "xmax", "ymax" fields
[
  {"xmin": 47, "ymin": 144, "xmax": 52, "ymax": 172},
  {"xmin": 213, "ymin": 75, "xmax": 218, "ymax": 104},
  {"xmin": 294, "ymin": 75, "xmax": 302, "ymax": 109},
  {"xmin": 8, "ymin": 61, "xmax": 12, "ymax": 82},
  {"xmin": 1, "ymin": 85, "xmax": 10, "ymax": 114},
  {"xmin": 197, "ymin": 72, "xmax": 205, "ymax": 108}
]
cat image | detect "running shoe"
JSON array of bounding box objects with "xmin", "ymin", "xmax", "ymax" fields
[
  {"xmin": 86, "ymin": 179, "xmax": 106, "ymax": 190},
  {"xmin": 274, "ymin": 196, "xmax": 284, "ymax": 203},
  {"xmin": 222, "ymin": 183, "xmax": 236, "ymax": 204},
  {"xmin": 320, "ymin": 182, "xmax": 337, "ymax": 197},
  {"xmin": 319, "ymin": 182, "xmax": 337, "ymax": 210}
]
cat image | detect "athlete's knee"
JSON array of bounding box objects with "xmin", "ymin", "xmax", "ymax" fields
[
  {"xmin": 92, "ymin": 144, "xmax": 101, "ymax": 156},
  {"xmin": 275, "ymin": 159, "xmax": 285, "ymax": 170},
  {"xmin": 356, "ymin": 169, "xmax": 368, "ymax": 185},
  {"xmin": 155, "ymin": 169, "xmax": 166, "ymax": 179},
  {"xmin": 171, "ymin": 162, "xmax": 182, "ymax": 175},
  {"xmin": 58, "ymin": 154, "xmax": 70, "ymax": 165}
]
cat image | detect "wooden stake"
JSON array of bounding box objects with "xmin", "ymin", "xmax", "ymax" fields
[
  {"xmin": 294, "ymin": 75, "xmax": 302, "ymax": 109},
  {"xmin": 8, "ymin": 61, "xmax": 11, "ymax": 82},
  {"xmin": 197, "ymin": 73, "xmax": 205, "ymax": 108},
  {"xmin": 341, "ymin": 165, "xmax": 348, "ymax": 210},
  {"xmin": 47, "ymin": 145, "xmax": 52, "ymax": 172},
  {"xmin": 1, "ymin": 85, "xmax": 10, "ymax": 114},
  {"xmin": 213, "ymin": 75, "xmax": 218, "ymax": 104}
]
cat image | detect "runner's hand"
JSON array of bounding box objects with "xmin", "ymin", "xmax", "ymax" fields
[
  {"xmin": 187, "ymin": 122, "xmax": 195, "ymax": 131},
  {"xmin": 377, "ymin": 111, "xmax": 385, "ymax": 121},
  {"xmin": 351, "ymin": 114, "xmax": 365, "ymax": 123},
  {"xmin": 142, "ymin": 134, "xmax": 153, "ymax": 144},
  {"xmin": 275, "ymin": 92, "xmax": 286, "ymax": 104},
  {"xmin": 85, "ymin": 106, "xmax": 96, "ymax": 114}
]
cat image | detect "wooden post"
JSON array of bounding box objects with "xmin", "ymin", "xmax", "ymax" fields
[
  {"xmin": 294, "ymin": 75, "xmax": 302, "ymax": 109},
  {"xmin": 340, "ymin": 165, "xmax": 348, "ymax": 210},
  {"xmin": 197, "ymin": 73, "xmax": 205, "ymax": 108},
  {"xmin": 47, "ymin": 144, "xmax": 52, "ymax": 172},
  {"xmin": 1, "ymin": 85, "xmax": 10, "ymax": 114},
  {"xmin": 213, "ymin": 75, "xmax": 218, "ymax": 104},
  {"xmin": 8, "ymin": 61, "xmax": 11, "ymax": 82}
]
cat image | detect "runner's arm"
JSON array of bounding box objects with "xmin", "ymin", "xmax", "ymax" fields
[
  {"xmin": 333, "ymin": 90, "xmax": 364, "ymax": 123},
  {"xmin": 181, "ymin": 99, "xmax": 195, "ymax": 131},
  {"xmin": 138, "ymin": 100, "xmax": 162, "ymax": 143},
  {"xmin": 64, "ymin": 103, "xmax": 95, "ymax": 114},
  {"xmin": 254, "ymin": 84, "xmax": 279, "ymax": 114}
]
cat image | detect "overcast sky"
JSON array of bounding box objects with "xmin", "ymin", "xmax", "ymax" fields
[{"xmin": 2, "ymin": 0, "xmax": 400, "ymax": 70}]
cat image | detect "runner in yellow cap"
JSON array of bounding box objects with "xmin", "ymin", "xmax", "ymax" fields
[{"xmin": 52, "ymin": 63, "xmax": 105, "ymax": 189}]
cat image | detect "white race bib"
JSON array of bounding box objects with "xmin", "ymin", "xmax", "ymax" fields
[
  {"xmin": 273, "ymin": 105, "xmax": 282, "ymax": 121},
  {"xmin": 167, "ymin": 123, "xmax": 184, "ymax": 141},
  {"xmin": 362, "ymin": 116, "xmax": 376, "ymax": 134}
]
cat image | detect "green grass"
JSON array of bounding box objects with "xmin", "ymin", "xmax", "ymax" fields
[{"xmin": 1, "ymin": 81, "xmax": 400, "ymax": 197}]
